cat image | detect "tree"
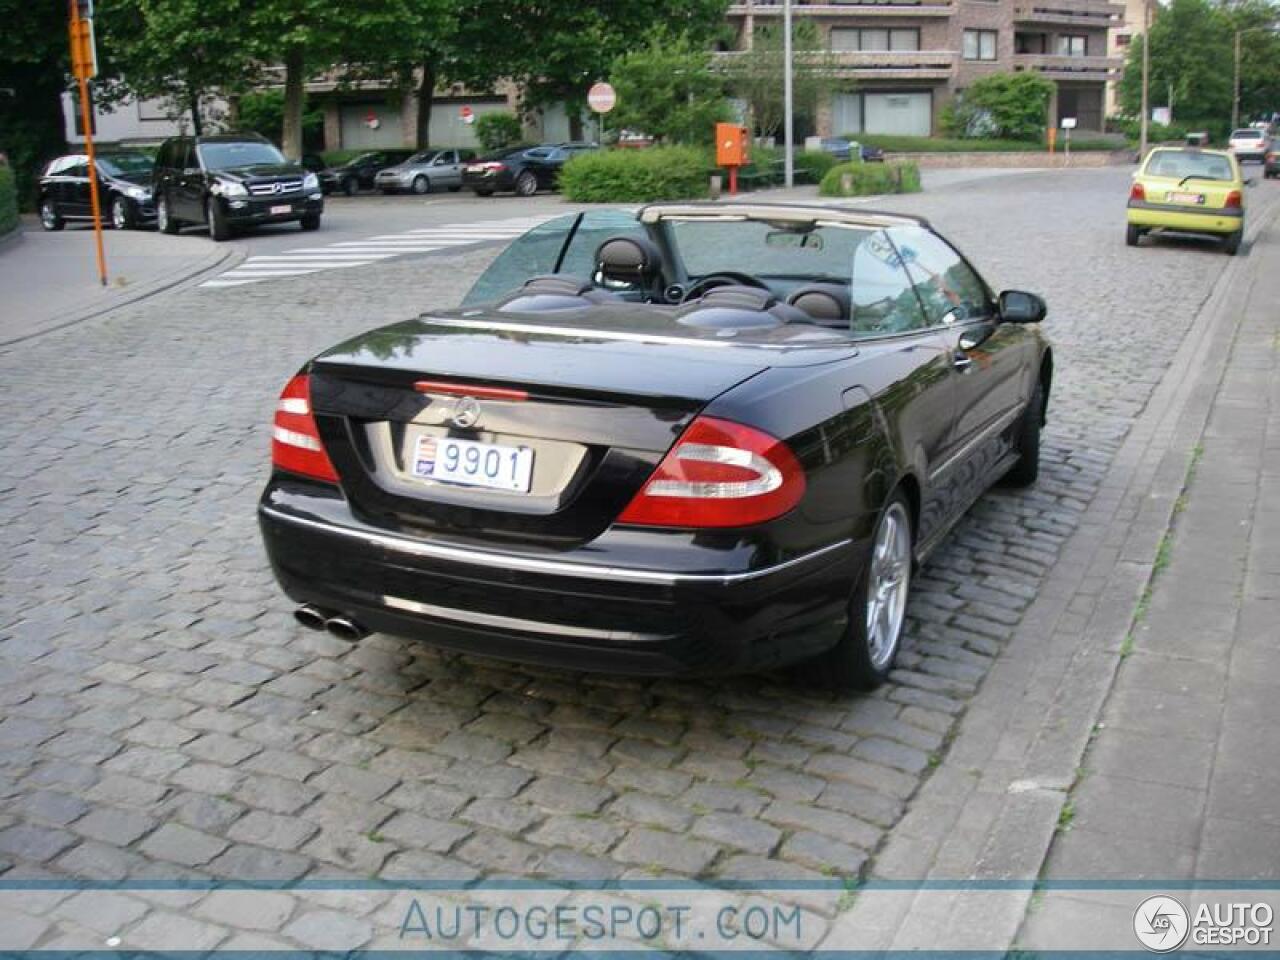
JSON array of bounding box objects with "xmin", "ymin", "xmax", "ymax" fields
[
  {"xmin": 608, "ymin": 31, "xmax": 732, "ymax": 145},
  {"xmin": 0, "ymin": 0, "xmax": 71, "ymax": 206},
  {"xmin": 1118, "ymin": 0, "xmax": 1233, "ymax": 135},
  {"xmin": 447, "ymin": 0, "xmax": 730, "ymax": 141},
  {"xmin": 720, "ymin": 20, "xmax": 850, "ymax": 139},
  {"xmin": 96, "ymin": 0, "xmax": 258, "ymax": 135},
  {"xmin": 944, "ymin": 72, "xmax": 1054, "ymax": 140},
  {"xmin": 473, "ymin": 113, "xmax": 523, "ymax": 150}
]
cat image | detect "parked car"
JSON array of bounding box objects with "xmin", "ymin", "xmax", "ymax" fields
[
  {"xmin": 817, "ymin": 137, "xmax": 885, "ymax": 163},
  {"xmin": 462, "ymin": 142, "xmax": 598, "ymax": 196},
  {"xmin": 1127, "ymin": 146, "xmax": 1247, "ymax": 254},
  {"xmin": 1227, "ymin": 127, "xmax": 1270, "ymax": 162},
  {"xmin": 259, "ymin": 202, "xmax": 1051, "ymax": 691},
  {"xmin": 152, "ymin": 132, "xmax": 323, "ymax": 241},
  {"xmin": 38, "ymin": 150, "xmax": 155, "ymax": 231},
  {"xmin": 326, "ymin": 150, "xmax": 415, "ymax": 196},
  {"xmin": 374, "ymin": 149, "xmax": 477, "ymax": 195}
]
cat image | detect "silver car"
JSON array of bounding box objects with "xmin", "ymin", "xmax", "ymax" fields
[{"xmin": 374, "ymin": 149, "xmax": 477, "ymax": 195}]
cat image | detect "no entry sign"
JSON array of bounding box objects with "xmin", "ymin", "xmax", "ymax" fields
[{"xmin": 588, "ymin": 82, "xmax": 616, "ymax": 114}]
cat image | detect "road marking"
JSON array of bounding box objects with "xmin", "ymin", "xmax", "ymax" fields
[{"xmin": 199, "ymin": 214, "xmax": 560, "ymax": 289}]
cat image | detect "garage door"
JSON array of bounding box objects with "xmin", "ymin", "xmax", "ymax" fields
[
  {"xmin": 863, "ymin": 93, "xmax": 931, "ymax": 136},
  {"xmin": 339, "ymin": 103, "xmax": 404, "ymax": 149},
  {"xmin": 430, "ymin": 101, "xmax": 510, "ymax": 148}
]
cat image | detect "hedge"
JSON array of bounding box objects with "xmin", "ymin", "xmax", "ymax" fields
[
  {"xmin": 559, "ymin": 146, "xmax": 710, "ymax": 202},
  {"xmin": 0, "ymin": 163, "xmax": 17, "ymax": 238},
  {"xmin": 819, "ymin": 161, "xmax": 921, "ymax": 198},
  {"xmin": 846, "ymin": 133, "xmax": 1124, "ymax": 153}
]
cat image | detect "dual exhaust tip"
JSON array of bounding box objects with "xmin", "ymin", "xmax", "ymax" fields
[{"xmin": 294, "ymin": 604, "xmax": 368, "ymax": 642}]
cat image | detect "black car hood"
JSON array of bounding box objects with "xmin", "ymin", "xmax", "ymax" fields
[{"xmin": 212, "ymin": 163, "xmax": 305, "ymax": 182}]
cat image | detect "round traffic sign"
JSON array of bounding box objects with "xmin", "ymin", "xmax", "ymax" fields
[
  {"xmin": 460, "ymin": 105, "xmax": 475, "ymax": 125},
  {"xmin": 588, "ymin": 82, "xmax": 616, "ymax": 114}
]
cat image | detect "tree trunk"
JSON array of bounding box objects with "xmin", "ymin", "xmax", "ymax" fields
[
  {"xmin": 415, "ymin": 61, "xmax": 436, "ymax": 148},
  {"xmin": 225, "ymin": 93, "xmax": 241, "ymax": 130},
  {"xmin": 568, "ymin": 105, "xmax": 584, "ymax": 141},
  {"xmin": 282, "ymin": 46, "xmax": 306, "ymax": 160},
  {"xmin": 189, "ymin": 87, "xmax": 203, "ymax": 136}
]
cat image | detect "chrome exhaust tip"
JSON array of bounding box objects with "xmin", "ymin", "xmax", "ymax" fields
[
  {"xmin": 325, "ymin": 616, "xmax": 368, "ymax": 642},
  {"xmin": 294, "ymin": 604, "xmax": 331, "ymax": 631}
]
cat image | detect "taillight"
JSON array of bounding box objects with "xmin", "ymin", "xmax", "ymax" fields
[
  {"xmin": 617, "ymin": 416, "xmax": 805, "ymax": 528},
  {"xmin": 271, "ymin": 374, "xmax": 338, "ymax": 483},
  {"xmin": 1129, "ymin": 181, "xmax": 1146, "ymax": 201},
  {"xmin": 1225, "ymin": 189, "xmax": 1243, "ymax": 209}
]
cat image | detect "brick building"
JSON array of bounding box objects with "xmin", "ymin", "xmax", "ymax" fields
[{"xmin": 724, "ymin": 0, "xmax": 1125, "ymax": 137}]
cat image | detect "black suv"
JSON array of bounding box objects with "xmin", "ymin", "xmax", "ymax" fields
[
  {"xmin": 38, "ymin": 151, "xmax": 156, "ymax": 231},
  {"xmin": 152, "ymin": 133, "xmax": 323, "ymax": 241},
  {"xmin": 326, "ymin": 150, "xmax": 415, "ymax": 196}
]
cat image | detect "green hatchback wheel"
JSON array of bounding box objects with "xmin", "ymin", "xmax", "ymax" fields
[{"xmin": 1125, "ymin": 223, "xmax": 1141, "ymax": 247}]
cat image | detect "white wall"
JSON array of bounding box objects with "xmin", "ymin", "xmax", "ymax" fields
[{"xmin": 62, "ymin": 93, "xmax": 226, "ymax": 145}]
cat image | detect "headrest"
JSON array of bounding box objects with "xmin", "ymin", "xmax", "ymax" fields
[
  {"xmin": 595, "ymin": 236, "xmax": 660, "ymax": 284},
  {"xmin": 786, "ymin": 284, "xmax": 851, "ymax": 326}
]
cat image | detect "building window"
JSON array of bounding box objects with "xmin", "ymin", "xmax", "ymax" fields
[
  {"xmin": 962, "ymin": 29, "xmax": 997, "ymax": 60},
  {"xmin": 1015, "ymin": 32, "xmax": 1047, "ymax": 54},
  {"xmin": 1057, "ymin": 34, "xmax": 1088, "ymax": 56},
  {"xmin": 1116, "ymin": 33, "xmax": 1132, "ymax": 47},
  {"xmin": 831, "ymin": 27, "xmax": 921, "ymax": 52}
]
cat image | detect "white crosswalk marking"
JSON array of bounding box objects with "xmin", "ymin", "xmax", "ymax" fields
[{"xmin": 199, "ymin": 215, "xmax": 558, "ymax": 289}]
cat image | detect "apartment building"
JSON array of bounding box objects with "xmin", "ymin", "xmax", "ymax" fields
[{"xmin": 725, "ymin": 0, "xmax": 1125, "ymax": 137}]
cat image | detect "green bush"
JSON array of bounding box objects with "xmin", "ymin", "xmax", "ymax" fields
[
  {"xmin": 819, "ymin": 161, "xmax": 921, "ymax": 198},
  {"xmin": 559, "ymin": 146, "xmax": 711, "ymax": 202},
  {"xmin": 474, "ymin": 113, "xmax": 524, "ymax": 152},
  {"xmin": 941, "ymin": 72, "xmax": 1056, "ymax": 141},
  {"xmin": 795, "ymin": 149, "xmax": 840, "ymax": 181},
  {"xmin": 846, "ymin": 133, "xmax": 1122, "ymax": 153},
  {"xmin": 0, "ymin": 162, "xmax": 17, "ymax": 237},
  {"xmin": 1107, "ymin": 116, "xmax": 1188, "ymax": 144},
  {"xmin": 238, "ymin": 90, "xmax": 324, "ymax": 152}
]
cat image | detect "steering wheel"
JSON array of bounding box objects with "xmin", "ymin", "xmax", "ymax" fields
[{"xmin": 680, "ymin": 271, "xmax": 771, "ymax": 303}]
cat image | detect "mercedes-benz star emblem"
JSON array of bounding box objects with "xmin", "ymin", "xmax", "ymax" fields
[
  {"xmin": 449, "ymin": 396, "xmax": 482, "ymax": 429},
  {"xmin": 271, "ymin": 182, "xmax": 284, "ymax": 194}
]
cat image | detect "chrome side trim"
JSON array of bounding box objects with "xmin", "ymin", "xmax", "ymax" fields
[
  {"xmin": 261, "ymin": 504, "xmax": 852, "ymax": 586},
  {"xmin": 928, "ymin": 405, "xmax": 1023, "ymax": 483},
  {"xmin": 382, "ymin": 594, "xmax": 664, "ymax": 642},
  {"xmin": 423, "ymin": 316, "xmax": 745, "ymax": 349}
]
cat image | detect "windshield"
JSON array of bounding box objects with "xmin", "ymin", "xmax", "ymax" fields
[
  {"xmin": 1145, "ymin": 150, "xmax": 1234, "ymax": 181},
  {"xmin": 408, "ymin": 151, "xmax": 439, "ymax": 164},
  {"xmin": 1231, "ymin": 129, "xmax": 1262, "ymax": 139},
  {"xmin": 97, "ymin": 153, "xmax": 153, "ymax": 176},
  {"xmin": 198, "ymin": 141, "xmax": 287, "ymax": 170},
  {"xmin": 667, "ymin": 218, "xmax": 874, "ymax": 282}
]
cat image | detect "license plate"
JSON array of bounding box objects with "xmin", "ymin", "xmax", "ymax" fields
[
  {"xmin": 270, "ymin": 204, "xmax": 292, "ymax": 215},
  {"xmin": 412, "ymin": 435, "xmax": 534, "ymax": 492},
  {"xmin": 1167, "ymin": 192, "xmax": 1204, "ymax": 205}
]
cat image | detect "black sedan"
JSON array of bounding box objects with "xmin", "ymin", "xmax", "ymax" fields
[
  {"xmin": 325, "ymin": 150, "xmax": 415, "ymax": 196},
  {"xmin": 259, "ymin": 203, "xmax": 1051, "ymax": 690},
  {"xmin": 38, "ymin": 151, "xmax": 156, "ymax": 231},
  {"xmin": 462, "ymin": 142, "xmax": 597, "ymax": 196}
]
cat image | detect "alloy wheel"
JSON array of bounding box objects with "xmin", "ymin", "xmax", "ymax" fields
[
  {"xmin": 112, "ymin": 198, "xmax": 127, "ymax": 229},
  {"xmin": 40, "ymin": 202, "xmax": 57, "ymax": 229},
  {"xmin": 157, "ymin": 198, "xmax": 168, "ymax": 231},
  {"xmin": 865, "ymin": 500, "xmax": 910, "ymax": 669}
]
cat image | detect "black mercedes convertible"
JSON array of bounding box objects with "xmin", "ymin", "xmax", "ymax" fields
[{"xmin": 259, "ymin": 203, "xmax": 1052, "ymax": 690}]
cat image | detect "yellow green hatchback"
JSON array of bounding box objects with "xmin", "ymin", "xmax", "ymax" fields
[{"xmin": 1127, "ymin": 147, "xmax": 1245, "ymax": 255}]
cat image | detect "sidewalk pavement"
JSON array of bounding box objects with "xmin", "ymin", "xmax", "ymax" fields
[
  {"xmin": 1017, "ymin": 209, "xmax": 1280, "ymax": 946},
  {"xmin": 827, "ymin": 196, "xmax": 1279, "ymax": 951}
]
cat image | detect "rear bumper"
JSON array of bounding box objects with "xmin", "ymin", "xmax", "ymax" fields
[
  {"xmin": 258, "ymin": 482, "xmax": 858, "ymax": 675},
  {"xmin": 1127, "ymin": 201, "xmax": 1242, "ymax": 235},
  {"xmin": 463, "ymin": 171, "xmax": 514, "ymax": 193}
]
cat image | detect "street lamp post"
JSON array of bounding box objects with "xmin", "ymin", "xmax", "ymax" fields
[
  {"xmin": 783, "ymin": 0, "xmax": 794, "ymax": 188},
  {"xmin": 1233, "ymin": 26, "xmax": 1276, "ymax": 131}
]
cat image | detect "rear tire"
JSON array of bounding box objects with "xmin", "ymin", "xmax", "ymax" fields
[
  {"xmin": 300, "ymin": 213, "xmax": 321, "ymax": 231},
  {"xmin": 515, "ymin": 171, "xmax": 538, "ymax": 196},
  {"xmin": 1224, "ymin": 230, "xmax": 1242, "ymax": 256},
  {"xmin": 1125, "ymin": 223, "xmax": 1141, "ymax": 246},
  {"xmin": 39, "ymin": 198, "xmax": 64, "ymax": 231},
  {"xmin": 157, "ymin": 194, "xmax": 179, "ymax": 235},
  {"xmin": 1004, "ymin": 379, "xmax": 1044, "ymax": 488},
  {"xmin": 799, "ymin": 492, "xmax": 913, "ymax": 692},
  {"xmin": 412, "ymin": 175, "xmax": 430, "ymax": 195},
  {"xmin": 206, "ymin": 198, "xmax": 231, "ymax": 242}
]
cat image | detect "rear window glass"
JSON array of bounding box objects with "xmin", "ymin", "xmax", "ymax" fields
[
  {"xmin": 1145, "ymin": 150, "xmax": 1234, "ymax": 181},
  {"xmin": 1232, "ymin": 129, "xmax": 1263, "ymax": 139}
]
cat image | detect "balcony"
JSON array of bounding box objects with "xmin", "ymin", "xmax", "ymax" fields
[
  {"xmin": 1012, "ymin": 52, "xmax": 1123, "ymax": 80},
  {"xmin": 1013, "ymin": 0, "xmax": 1125, "ymax": 28},
  {"xmin": 728, "ymin": 0, "xmax": 955, "ymax": 18},
  {"xmin": 716, "ymin": 48, "xmax": 957, "ymax": 80}
]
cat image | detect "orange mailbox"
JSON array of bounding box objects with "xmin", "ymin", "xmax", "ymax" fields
[{"xmin": 716, "ymin": 123, "xmax": 750, "ymax": 168}]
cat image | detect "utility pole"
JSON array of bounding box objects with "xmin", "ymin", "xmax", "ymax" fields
[
  {"xmin": 1138, "ymin": 0, "xmax": 1150, "ymax": 159},
  {"xmin": 783, "ymin": 0, "xmax": 794, "ymax": 188},
  {"xmin": 1233, "ymin": 28, "xmax": 1242, "ymax": 130}
]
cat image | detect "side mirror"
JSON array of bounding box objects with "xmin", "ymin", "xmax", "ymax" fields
[{"xmin": 999, "ymin": 290, "xmax": 1047, "ymax": 324}]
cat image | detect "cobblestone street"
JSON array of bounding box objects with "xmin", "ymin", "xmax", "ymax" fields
[{"xmin": 1, "ymin": 168, "xmax": 1275, "ymax": 946}]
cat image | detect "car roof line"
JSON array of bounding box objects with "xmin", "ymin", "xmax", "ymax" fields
[{"xmin": 638, "ymin": 201, "xmax": 929, "ymax": 229}]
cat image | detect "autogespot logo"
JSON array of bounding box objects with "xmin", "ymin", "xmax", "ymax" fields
[{"xmin": 1134, "ymin": 895, "xmax": 1190, "ymax": 952}]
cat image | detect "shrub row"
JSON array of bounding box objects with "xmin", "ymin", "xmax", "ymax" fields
[
  {"xmin": 560, "ymin": 146, "xmax": 710, "ymax": 202},
  {"xmin": 0, "ymin": 163, "xmax": 18, "ymax": 238},
  {"xmin": 846, "ymin": 133, "xmax": 1125, "ymax": 153},
  {"xmin": 818, "ymin": 161, "xmax": 921, "ymax": 198}
]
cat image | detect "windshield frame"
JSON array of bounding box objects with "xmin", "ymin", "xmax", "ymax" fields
[{"xmin": 96, "ymin": 153, "xmax": 154, "ymax": 177}]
